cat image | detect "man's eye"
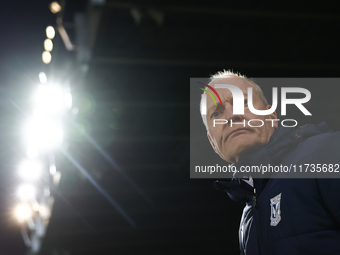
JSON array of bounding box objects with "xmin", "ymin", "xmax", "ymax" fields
[
  {"xmin": 212, "ymin": 112, "xmax": 221, "ymax": 118},
  {"xmin": 244, "ymin": 99, "xmax": 248, "ymax": 105}
]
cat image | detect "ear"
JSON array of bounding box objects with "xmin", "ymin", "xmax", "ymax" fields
[
  {"xmin": 266, "ymin": 105, "xmax": 278, "ymax": 129},
  {"xmin": 207, "ymin": 132, "xmax": 219, "ymax": 154}
]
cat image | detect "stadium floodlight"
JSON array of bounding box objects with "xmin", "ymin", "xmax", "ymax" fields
[
  {"xmin": 39, "ymin": 72, "xmax": 47, "ymax": 84},
  {"xmin": 65, "ymin": 92, "xmax": 72, "ymax": 110},
  {"xmin": 49, "ymin": 164, "xmax": 56, "ymax": 175},
  {"xmin": 42, "ymin": 51, "xmax": 52, "ymax": 64},
  {"xmin": 44, "ymin": 39, "xmax": 53, "ymax": 52},
  {"xmin": 33, "ymin": 84, "xmax": 72, "ymax": 113},
  {"xmin": 26, "ymin": 148, "xmax": 38, "ymax": 158},
  {"xmin": 17, "ymin": 184, "xmax": 36, "ymax": 201},
  {"xmin": 18, "ymin": 160, "xmax": 43, "ymax": 181},
  {"xmin": 32, "ymin": 202, "xmax": 40, "ymax": 212},
  {"xmin": 46, "ymin": 26, "xmax": 55, "ymax": 39},
  {"xmin": 15, "ymin": 204, "xmax": 33, "ymax": 223},
  {"xmin": 24, "ymin": 118, "xmax": 63, "ymax": 151},
  {"xmin": 39, "ymin": 205, "xmax": 51, "ymax": 219},
  {"xmin": 49, "ymin": 2, "xmax": 62, "ymax": 14},
  {"xmin": 33, "ymin": 107, "xmax": 44, "ymax": 118}
]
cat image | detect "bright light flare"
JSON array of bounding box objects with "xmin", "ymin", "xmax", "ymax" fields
[
  {"xmin": 15, "ymin": 204, "xmax": 32, "ymax": 223},
  {"xmin": 33, "ymin": 84, "xmax": 71, "ymax": 113},
  {"xmin": 42, "ymin": 51, "xmax": 52, "ymax": 64},
  {"xmin": 26, "ymin": 147, "xmax": 38, "ymax": 158},
  {"xmin": 46, "ymin": 26, "xmax": 55, "ymax": 39},
  {"xmin": 33, "ymin": 107, "xmax": 44, "ymax": 118},
  {"xmin": 24, "ymin": 118, "xmax": 63, "ymax": 151},
  {"xmin": 65, "ymin": 92, "xmax": 72, "ymax": 110},
  {"xmin": 44, "ymin": 39, "xmax": 53, "ymax": 51},
  {"xmin": 49, "ymin": 2, "xmax": 62, "ymax": 13},
  {"xmin": 50, "ymin": 164, "xmax": 56, "ymax": 175},
  {"xmin": 17, "ymin": 184, "xmax": 36, "ymax": 201},
  {"xmin": 18, "ymin": 160, "xmax": 43, "ymax": 181}
]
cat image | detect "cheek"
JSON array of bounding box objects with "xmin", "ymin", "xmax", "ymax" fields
[
  {"xmin": 257, "ymin": 124, "xmax": 274, "ymax": 143},
  {"xmin": 210, "ymin": 125, "xmax": 224, "ymax": 137}
]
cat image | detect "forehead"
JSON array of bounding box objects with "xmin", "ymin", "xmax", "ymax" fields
[{"xmin": 208, "ymin": 76, "xmax": 256, "ymax": 98}]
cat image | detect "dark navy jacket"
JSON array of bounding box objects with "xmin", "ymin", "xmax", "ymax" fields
[{"xmin": 215, "ymin": 123, "xmax": 340, "ymax": 255}]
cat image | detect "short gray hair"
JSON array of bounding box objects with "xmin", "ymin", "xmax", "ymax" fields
[{"xmin": 210, "ymin": 69, "xmax": 268, "ymax": 106}]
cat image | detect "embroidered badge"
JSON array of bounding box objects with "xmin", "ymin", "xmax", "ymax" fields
[{"xmin": 270, "ymin": 193, "xmax": 282, "ymax": 226}]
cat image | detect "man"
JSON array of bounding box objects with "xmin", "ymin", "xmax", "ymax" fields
[{"xmin": 200, "ymin": 70, "xmax": 340, "ymax": 255}]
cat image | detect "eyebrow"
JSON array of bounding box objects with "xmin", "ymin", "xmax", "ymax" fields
[{"xmin": 207, "ymin": 103, "xmax": 221, "ymax": 116}]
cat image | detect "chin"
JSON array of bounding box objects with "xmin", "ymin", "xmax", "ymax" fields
[{"xmin": 224, "ymin": 143, "xmax": 261, "ymax": 163}]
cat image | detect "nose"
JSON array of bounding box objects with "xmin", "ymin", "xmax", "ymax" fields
[{"xmin": 223, "ymin": 104, "xmax": 244, "ymax": 124}]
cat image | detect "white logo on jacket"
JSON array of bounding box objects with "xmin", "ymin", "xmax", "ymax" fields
[{"xmin": 270, "ymin": 193, "xmax": 282, "ymax": 226}]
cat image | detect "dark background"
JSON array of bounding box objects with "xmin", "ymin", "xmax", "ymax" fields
[{"xmin": 1, "ymin": 1, "xmax": 340, "ymax": 254}]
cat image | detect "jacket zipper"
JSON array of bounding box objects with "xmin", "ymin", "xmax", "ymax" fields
[{"xmin": 253, "ymin": 188, "xmax": 265, "ymax": 255}]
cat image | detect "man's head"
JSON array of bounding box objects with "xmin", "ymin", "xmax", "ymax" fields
[{"xmin": 201, "ymin": 70, "xmax": 278, "ymax": 163}]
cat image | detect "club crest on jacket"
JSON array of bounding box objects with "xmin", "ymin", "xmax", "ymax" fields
[{"xmin": 270, "ymin": 193, "xmax": 282, "ymax": 226}]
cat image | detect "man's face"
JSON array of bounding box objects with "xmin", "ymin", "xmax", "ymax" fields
[{"xmin": 205, "ymin": 76, "xmax": 278, "ymax": 163}]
